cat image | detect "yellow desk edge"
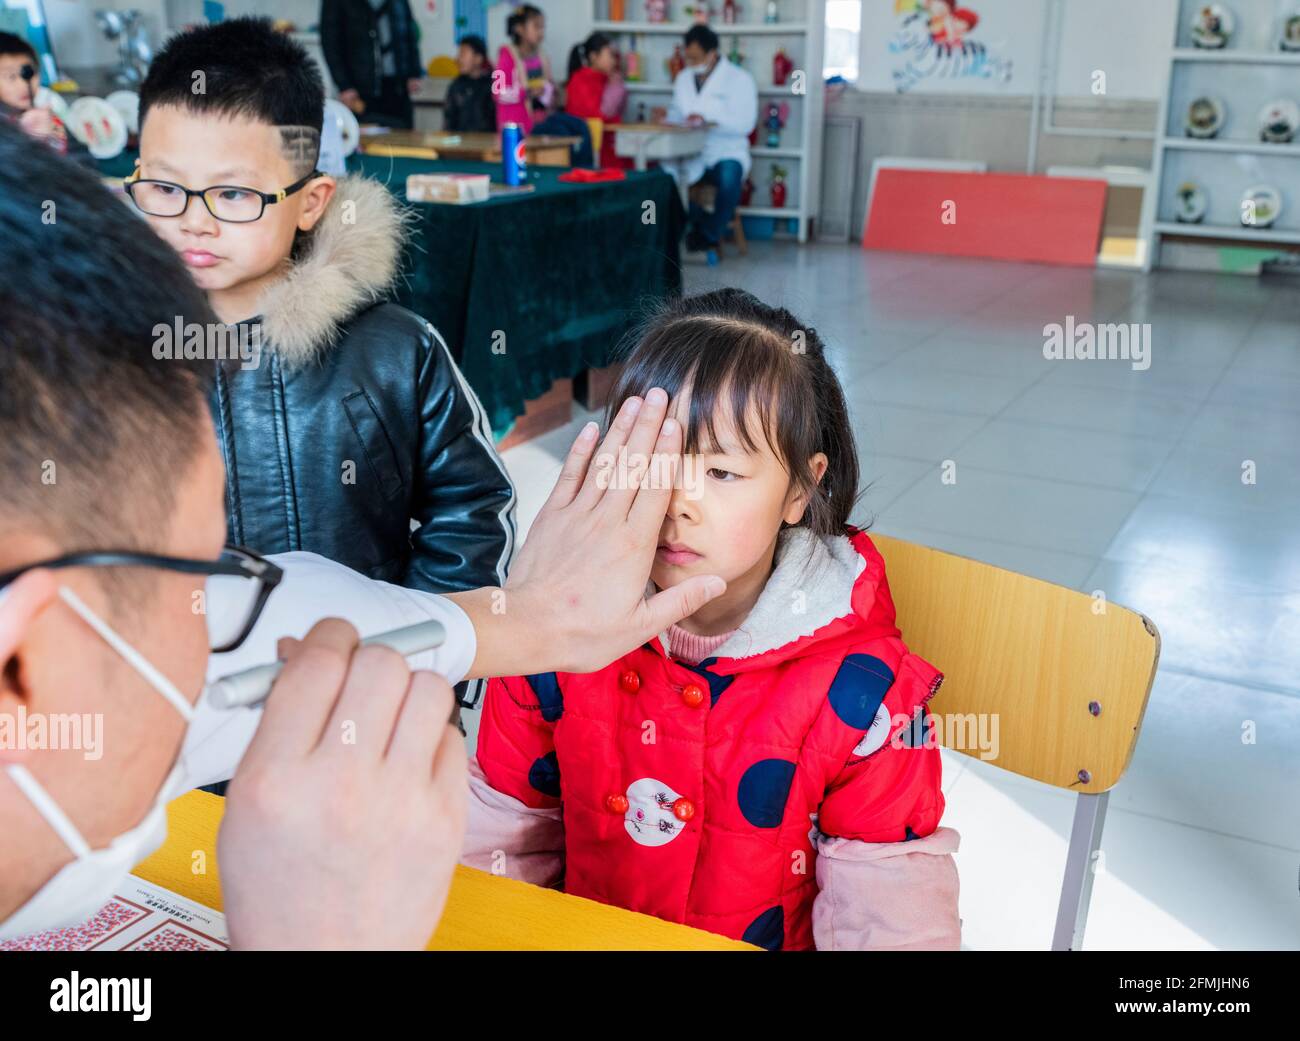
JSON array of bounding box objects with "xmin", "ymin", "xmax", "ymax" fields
[{"xmin": 133, "ymin": 790, "xmax": 755, "ymax": 951}]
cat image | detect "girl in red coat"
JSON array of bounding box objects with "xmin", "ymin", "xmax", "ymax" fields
[
  {"xmin": 465, "ymin": 290, "xmax": 962, "ymax": 950},
  {"xmin": 564, "ymin": 32, "xmax": 627, "ymax": 169}
]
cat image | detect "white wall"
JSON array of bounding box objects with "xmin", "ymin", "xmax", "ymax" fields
[
  {"xmin": 852, "ymin": 0, "xmax": 1176, "ymax": 101},
  {"xmin": 1051, "ymin": 0, "xmax": 1177, "ymax": 100}
]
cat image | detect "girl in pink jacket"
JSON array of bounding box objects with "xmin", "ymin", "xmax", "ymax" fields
[
  {"xmin": 465, "ymin": 289, "xmax": 962, "ymax": 950},
  {"xmin": 494, "ymin": 4, "xmax": 553, "ymax": 134}
]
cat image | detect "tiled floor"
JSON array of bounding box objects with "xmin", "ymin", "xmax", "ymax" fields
[{"xmin": 482, "ymin": 242, "xmax": 1300, "ymax": 951}]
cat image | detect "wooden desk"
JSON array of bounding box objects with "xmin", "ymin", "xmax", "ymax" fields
[
  {"xmin": 132, "ymin": 791, "xmax": 755, "ymax": 951},
  {"xmin": 361, "ymin": 130, "xmax": 580, "ymax": 167}
]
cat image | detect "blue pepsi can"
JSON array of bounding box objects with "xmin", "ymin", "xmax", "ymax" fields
[{"xmin": 502, "ymin": 122, "xmax": 526, "ymax": 186}]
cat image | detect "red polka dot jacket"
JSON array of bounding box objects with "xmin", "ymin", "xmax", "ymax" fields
[{"xmin": 464, "ymin": 527, "xmax": 963, "ymax": 950}]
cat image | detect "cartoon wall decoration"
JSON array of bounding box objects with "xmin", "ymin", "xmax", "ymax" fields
[{"xmin": 887, "ymin": 0, "xmax": 1013, "ymax": 94}]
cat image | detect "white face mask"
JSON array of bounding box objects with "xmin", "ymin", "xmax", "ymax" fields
[{"xmin": 0, "ymin": 586, "xmax": 199, "ymax": 941}]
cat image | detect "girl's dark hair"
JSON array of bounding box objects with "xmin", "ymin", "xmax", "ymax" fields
[
  {"xmin": 459, "ymin": 34, "xmax": 488, "ymax": 63},
  {"xmin": 568, "ymin": 31, "xmax": 611, "ymax": 78},
  {"xmin": 507, "ymin": 4, "xmax": 543, "ymax": 44},
  {"xmin": 606, "ymin": 289, "xmax": 860, "ymax": 538}
]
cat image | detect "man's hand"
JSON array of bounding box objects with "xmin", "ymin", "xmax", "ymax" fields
[
  {"xmin": 650, "ymin": 105, "xmax": 668, "ymax": 122},
  {"xmin": 407, "ymin": 77, "xmax": 423, "ymax": 96},
  {"xmin": 218, "ymin": 619, "xmax": 467, "ymax": 950},
  {"xmin": 338, "ymin": 88, "xmax": 365, "ymax": 114},
  {"xmin": 462, "ymin": 389, "xmax": 725, "ymax": 677}
]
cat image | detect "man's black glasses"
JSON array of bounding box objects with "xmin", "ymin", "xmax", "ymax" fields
[{"xmin": 0, "ymin": 546, "xmax": 283, "ymax": 654}]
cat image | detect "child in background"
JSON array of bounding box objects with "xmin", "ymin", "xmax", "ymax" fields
[
  {"xmin": 444, "ymin": 34, "xmax": 495, "ymax": 133},
  {"xmin": 132, "ymin": 18, "xmax": 515, "ymax": 712},
  {"xmin": 0, "ymin": 32, "xmax": 68, "ymax": 153},
  {"xmin": 494, "ymin": 4, "xmax": 553, "ymax": 134},
  {"xmin": 463, "ymin": 290, "xmax": 962, "ymax": 951},
  {"xmin": 495, "ymin": 4, "xmax": 593, "ymax": 165},
  {"xmin": 564, "ymin": 32, "xmax": 627, "ymax": 169}
]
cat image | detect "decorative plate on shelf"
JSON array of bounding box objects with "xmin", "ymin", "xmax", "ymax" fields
[
  {"xmin": 1185, "ymin": 95, "xmax": 1226, "ymax": 138},
  {"xmin": 105, "ymin": 90, "xmax": 140, "ymax": 136},
  {"xmin": 33, "ymin": 85, "xmax": 69, "ymax": 121},
  {"xmin": 1191, "ymin": 3, "xmax": 1234, "ymax": 48},
  {"xmin": 324, "ymin": 98, "xmax": 361, "ymax": 157},
  {"xmin": 1174, "ymin": 182, "xmax": 1208, "ymax": 223},
  {"xmin": 1258, "ymin": 99, "xmax": 1299, "ymax": 143},
  {"xmin": 1240, "ymin": 185, "xmax": 1282, "ymax": 228},
  {"xmin": 66, "ymin": 96, "xmax": 127, "ymax": 159},
  {"xmin": 1280, "ymin": 12, "xmax": 1300, "ymax": 51}
]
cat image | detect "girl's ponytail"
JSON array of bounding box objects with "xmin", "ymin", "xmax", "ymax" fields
[
  {"xmin": 568, "ymin": 32, "xmax": 611, "ymax": 78},
  {"xmin": 567, "ymin": 41, "xmax": 586, "ymax": 79}
]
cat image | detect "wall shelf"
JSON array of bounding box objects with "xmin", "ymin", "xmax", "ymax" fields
[
  {"xmin": 593, "ymin": 21, "xmax": 809, "ymax": 35},
  {"xmin": 1142, "ymin": 1, "xmax": 1300, "ymax": 268},
  {"xmin": 592, "ymin": 1, "xmax": 824, "ymax": 242},
  {"xmin": 1153, "ymin": 221, "xmax": 1300, "ymax": 245}
]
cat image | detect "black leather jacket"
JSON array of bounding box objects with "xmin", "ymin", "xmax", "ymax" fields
[{"xmin": 210, "ymin": 175, "xmax": 516, "ymax": 605}]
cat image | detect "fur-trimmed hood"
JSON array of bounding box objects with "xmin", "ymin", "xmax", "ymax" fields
[
  {"xmin": 652, "ymin": 527, "xmax": 899, "ymax": 670},
  {"xmin": 255, "ymin": 174, "xmax": 412, "ymax": 366}
]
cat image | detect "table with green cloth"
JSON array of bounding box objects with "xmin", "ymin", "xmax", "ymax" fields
[
  {"xmin": 99, "ymin": 151, "xmax": 685, "ymax": 437},
  {"xmin": 349, "ymin": 155, "xmax": 685, "ymax": 436}
]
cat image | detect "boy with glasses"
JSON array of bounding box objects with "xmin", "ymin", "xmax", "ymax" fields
[{"xmin": 129, "ymin": 18, "xmax": 515, "ymax": 713}]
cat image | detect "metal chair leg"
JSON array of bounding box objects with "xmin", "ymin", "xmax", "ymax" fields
[{"xmin": 1052, "ymin": 790, "xmax": 1109, "ymax": 950}]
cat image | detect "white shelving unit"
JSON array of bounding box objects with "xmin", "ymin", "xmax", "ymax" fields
[
  {"xmin": 589, "ymin": 1, "xmax": 825, "ymax": 242},
  {"xmin": 1143, "ymin": 1, "xmax": 1300, "ymax": 269}
]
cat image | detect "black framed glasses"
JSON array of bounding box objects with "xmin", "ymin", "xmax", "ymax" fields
[
  {"xmin": 123, "ymin": 167, "xmax": 322, "ymax": 223},
  {"xmin": 0, "ymin": 546, "xmax": 283, "ymax": 654}
]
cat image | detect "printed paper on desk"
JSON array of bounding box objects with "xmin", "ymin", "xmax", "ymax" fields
[{"xmin": 0, "ymin": 876, "xmax": 229, "ymax": 951}]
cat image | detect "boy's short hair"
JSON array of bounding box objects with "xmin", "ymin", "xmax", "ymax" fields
[
  {"xmin": 0, "ymin": 30, "xmax": 38, "ymax": 62},
  {"xmin": 139, "ymin": 16, "xmax": 324, "ymax": 176},
  {"xmin": 459, "ymin": 34, "xmax": 488, "ymax": 62},
  {"xmin": 684, "ymin": 25, "xmax": 720, "ymax": 53},
  {"xmin": 0, "ymin": 121, "xmax": 214, "ymax": 577}
]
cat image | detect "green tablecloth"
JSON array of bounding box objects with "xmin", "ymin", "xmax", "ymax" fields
[
  {"xmin": 101, "ymin": 151, "xmax": 685, "ymax": 437},
  {"xmin": 351, "ymin": 155, "xmax": 685, "ymax": 435}
]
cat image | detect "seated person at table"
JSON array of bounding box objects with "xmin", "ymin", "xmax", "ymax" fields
[
  {"xmin": 657, "ymin": 24, "xmax": 757, "ymax": 260},
  {"xmin": 564, "ymin": 32, "xmax": 628, "ymax": 170},
  {"xmin": 132, "ymin": 19, "xmax": 516, "ymax": 706},
  {"xmin": 444, "ymin": 34, "xmax": 496, "ymax": 133},
  {"xmin": 495, "ymin": 4, "xmax": 592, "ymax": 167},
  {"xmin": 462, "ymin": 290, "xmax": 963, "ymax": 951}
]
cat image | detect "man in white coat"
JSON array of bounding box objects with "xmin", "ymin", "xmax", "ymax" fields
[{"xmin": 663, "ymin": 24, "xmax": 758, "ymax": 258}]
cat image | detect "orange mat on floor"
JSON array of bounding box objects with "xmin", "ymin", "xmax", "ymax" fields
[{"xmin": 863, "ymin": 169, "xmax": 1106, "ymax": 267}]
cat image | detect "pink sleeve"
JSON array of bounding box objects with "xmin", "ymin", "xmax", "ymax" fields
[
  {"xmin": 461, "ymin": 755, "xmax": 565, "ymax": 888},
  {"xmin": 599, "ymin": 77, "xmax": 627, "ymax": 121},
  {"xmin": 812, "ymin": 826, "xmax": 962, "ymax": 951}
]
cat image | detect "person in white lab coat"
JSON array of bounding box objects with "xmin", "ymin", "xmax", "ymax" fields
[
  {"xmin": 663, "ymin": 25, "xmax": 758, "ymax": 257},
  {"xmin": 0, "ymin": 122, "xmax": 724, "ymax": 950}
]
